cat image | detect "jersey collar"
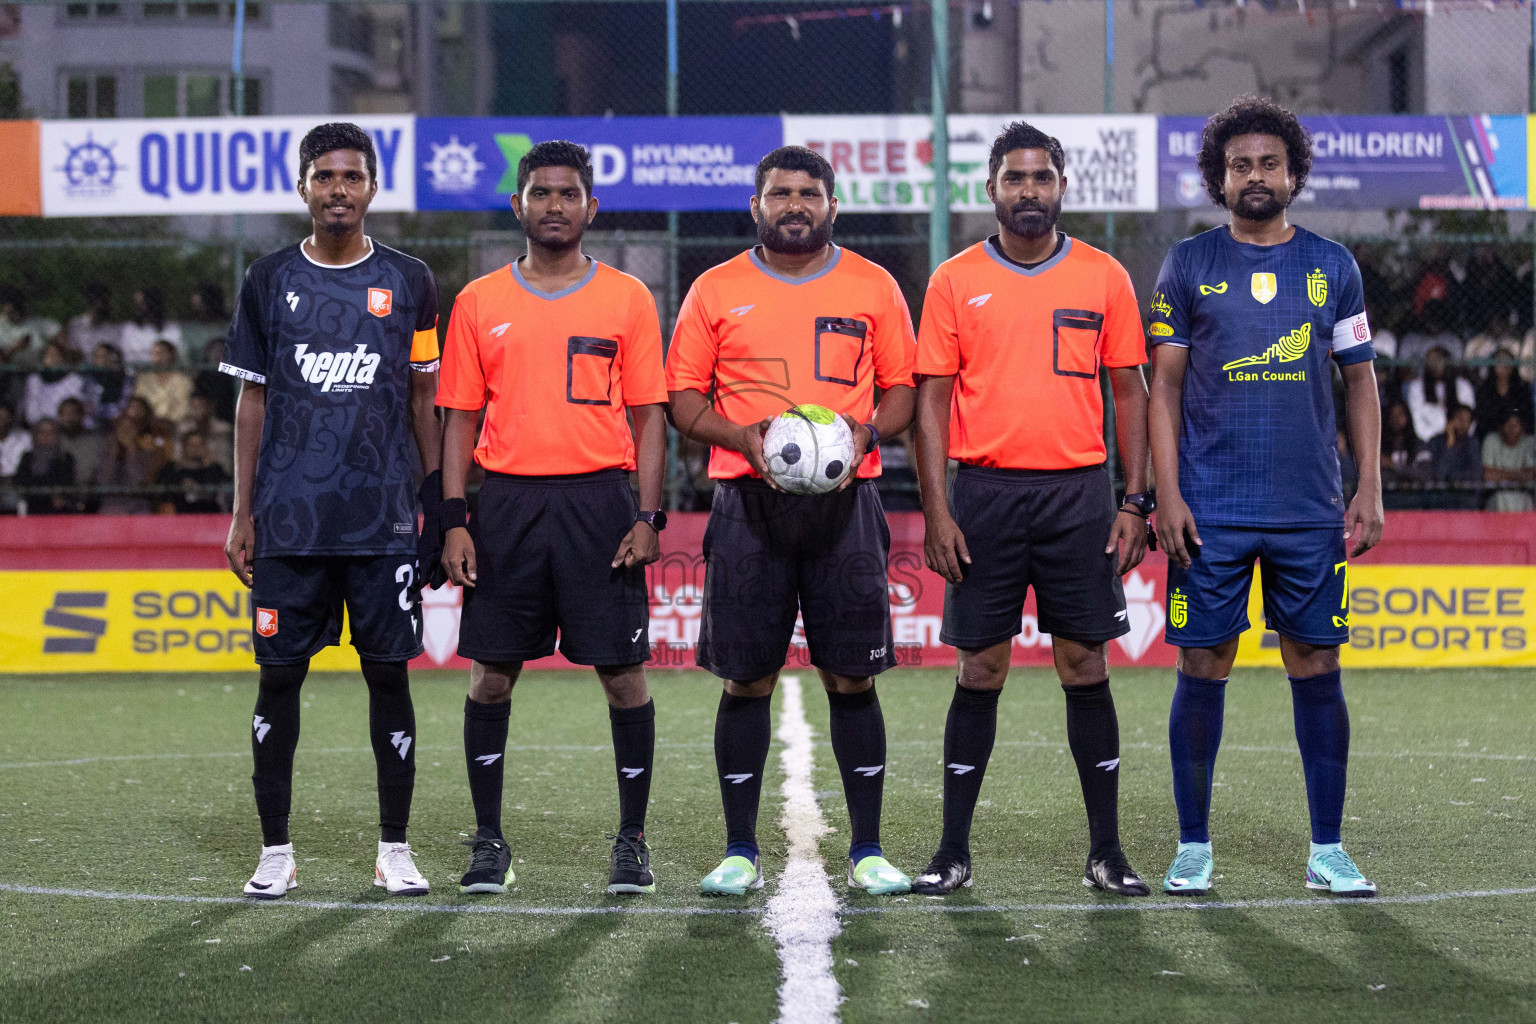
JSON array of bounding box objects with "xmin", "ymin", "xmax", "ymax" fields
[
  {"xmin": 300, "ymin": 235, "xmax": 375, "ymax": 269},
  {"xmin": 748, "ymin": 244, "xmax": 842, "ymax": 286},
  {"xmin": 983, "ymin": 233, "xmax": 1072, "ymax": 277},
  {"xmin": 510, "ymin": 255, "xmax": 598, "ymax": 301}
]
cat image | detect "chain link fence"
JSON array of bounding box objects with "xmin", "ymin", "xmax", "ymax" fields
[{"xmin": 2, "ymin": 0, "xmax": 1535, "ymax": 514}]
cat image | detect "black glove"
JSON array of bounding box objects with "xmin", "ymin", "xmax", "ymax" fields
[{"xmin": 416, "ymin": 470, "xmax": 449, "ymax": 591}]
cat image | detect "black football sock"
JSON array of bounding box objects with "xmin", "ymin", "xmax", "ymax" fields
[
  {"xmin": 362, "ymin": 659, "xmax": 415, "ymax": 844},
  {"xmin": 1063, "ymin": 679, "xmax": 1122, "ymax": 859},
  {"xmin": 251, "ymin": 660, "xmax": 308, "ymax": 847},
  {"xmin": 715, "ymin": 691, "xmax": 773, "ymax": 860},
  {"xmin": 610, "ymin": 699, "xmax": 656, "ymax": 837},
  {"xmin": 827, "ymin": 686, "xmax": 886, "ymax": 861},
  {"xmin": 463, "ymin": 696, "xmax": 511, "ymax": 838},
  {"xmin": 938, "ymin": 682, "xmax": 1000, "ymax": 859}
]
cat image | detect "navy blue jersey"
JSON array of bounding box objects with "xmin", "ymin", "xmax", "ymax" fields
[
  {"xmin": 221, "ymin": 239, "xmax": 440, "ymax": 557},
  {"xmin": 1149, "ymin": 226, "xmax": 1374, "ymax": 528}
]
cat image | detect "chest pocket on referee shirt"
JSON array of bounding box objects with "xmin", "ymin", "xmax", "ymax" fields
[
  {"xmin": 1051, "ymin": 309, "xmax": 1104, "ymax": 379},
  {"xmin": 567, "ymin": 336, "xmax": 619, "ymax": 406},
  {"xmin": 814, "ymin": 316, "xmax": 868, "ymax": 386}
]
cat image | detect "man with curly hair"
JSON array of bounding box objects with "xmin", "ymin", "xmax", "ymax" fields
[{"xmin": 1147, "ymin": 96, "xmax": 1384, "ymax": 897}]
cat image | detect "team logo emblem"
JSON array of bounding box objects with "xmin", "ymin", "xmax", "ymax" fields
[
  {"xmin": 1250, "ymin": 272, "xmax": 1277, "ymax": 304},
  {"xmin": 256, "ymin": 608, "xmax": 279, "ymax": 637},
  {"xmin": 367, "ymin": 288, "xmax": 393, "ymax": 317},
  {"xmin": 1353, "ymin": 319, "xmax": 1369, "ymax": 343},
  {"xmin": 1169, "ymin": 589, "xmax": 1188, "ymax": 630},
  {"xmin": 1223, "ymin": 323, "xmax": 1310, "ymax": 371},
  {"xmin": 56, "ymin": 132, "xmax": 123, "ymax": 198},
  {"xmin": 1307, "ymin": 268, "xmax": 1327, "ymax": 307},
  {"xmin": 1198, "ymin": 282, "xmax": 1228, "ymax": 295}
]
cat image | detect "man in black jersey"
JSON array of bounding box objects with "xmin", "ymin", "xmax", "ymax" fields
[{"xmin": 221, "ymin": 123, "xmax": 444, "ymax": 899}]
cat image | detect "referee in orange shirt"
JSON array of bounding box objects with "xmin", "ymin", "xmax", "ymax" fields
[
  {"xmin": 437, "ymin": 141, "xmax": 669, "ymax": 897},
  {"xmin": 910, "ymin": 122, "xmax": 1154, "ymax": 896}
]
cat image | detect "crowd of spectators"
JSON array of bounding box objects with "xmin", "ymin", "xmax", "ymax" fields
[{"xmin": 0, "ymin": 282, "xmax": 236, "ymax": 515}]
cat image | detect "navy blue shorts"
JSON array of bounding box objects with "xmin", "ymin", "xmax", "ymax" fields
[
  {"xmin": 1164, "ymin": 526, "xmax": 1349, "ymax": 648},
  {"xmin": 251, "ymin": 554, "xmax": 424, "ymax": 665}
]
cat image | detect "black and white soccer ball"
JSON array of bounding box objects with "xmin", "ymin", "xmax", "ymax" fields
[{"xmin": 762, "ymin": 404, "xmax": 855, "ymax": 495}]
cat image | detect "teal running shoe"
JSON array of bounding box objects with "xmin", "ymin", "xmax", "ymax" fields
[
  {"xmin": 701, "ymin": 855, "xmax": 764, "ymax": 895},
  {"xmin": 847, "ymin": 855, "xmax": 911, "ymax": 895},
  {"xmin": 1162, "ymin": 841, "xmax": 1214, "ymax": 896},
  {"xmin": 1306, "ymin": 843, "xmax": 1376, "ymax": 897}
]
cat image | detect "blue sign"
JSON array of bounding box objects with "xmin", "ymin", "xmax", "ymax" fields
[
  {"xmin": 416, "ymin": 117, "xmax": 784, "ymax": 212},
  {"xmin": 1160, "ymin": 114, "xmax": 1527, "ymax": 211}
]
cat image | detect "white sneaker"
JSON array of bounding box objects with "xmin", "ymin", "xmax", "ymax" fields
[
  {"xmin": 244, "ymin": 843, "xmax": 297, "ymax": 900},
  {"xmin": 375, "ymin": 841, "xmax": 430, "ymax": 895}
]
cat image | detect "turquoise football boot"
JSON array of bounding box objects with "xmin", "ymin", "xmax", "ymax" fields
[
  {"xmin": 847, "ymin": 855, "xmax": 912, "ymax": 895},
  {"xmin": 701, "ymin": 855, "xmax": 764, "ymax": 895},
  {"xmin": 1306, "ymin": 843, "xmax": 1377, "ymax": 897},
  {"xmin": 1162, "ymin": 841, "xmax": 1214, "ymax": 896}
]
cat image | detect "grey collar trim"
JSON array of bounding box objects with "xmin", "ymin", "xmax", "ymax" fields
[
  {"xmin": 748, "ymin": 244, "xmax": 842, "ymax": 285},
  {"xmin": 510, "ymin": 256, "xmax": 598, "ymax": 300},
  {"xmin": 983, "ymin": 233, "xmax": 1072, "ymax": 277}
]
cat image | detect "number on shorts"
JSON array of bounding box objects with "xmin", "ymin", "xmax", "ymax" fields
[
  {"xmin": 396, "ymin": 563, "xmax": 415, "ymax": 611},
  {"xmin": 1331, "ymin": 561, "xmax": 1349, "ymax": 628}
]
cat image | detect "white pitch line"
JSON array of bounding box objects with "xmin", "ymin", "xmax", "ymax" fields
[
  {"xmin": 761, "ymin": 675, "xmax": 843, "ymax": 1024},
  {"xmin": 2, "ymin": 881, "xmax": 1531, "ymax": 918}
]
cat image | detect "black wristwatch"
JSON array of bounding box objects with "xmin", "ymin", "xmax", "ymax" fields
[
  {"xmin": 1119, "ymin": 491, "xmax": 1156, "ymax": 518},
  {"xmin": 860, "ymin": 422, "xmax": 882, "ymax": 449},
  {"xmin": 636, "ymin": 509, "xmax": 668, "ymax": 532}
]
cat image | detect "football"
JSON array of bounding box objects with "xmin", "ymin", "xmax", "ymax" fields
[{"xmin": 762, "ymin": 404, "xmax": 857, "ymax": 495}]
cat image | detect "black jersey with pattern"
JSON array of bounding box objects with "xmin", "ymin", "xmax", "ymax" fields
[{"xmin": 221, "ymin": 238, "xmax": 440, "ymax": 557}]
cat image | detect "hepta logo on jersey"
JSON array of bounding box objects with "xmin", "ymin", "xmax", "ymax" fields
[
  {"xmin": 294, "ymin": 342, "xmax": 382, "ymax": 392},
  {"xmin": 255, "ymin": 608, "xmax": 279, "ymax": 637},
  {"xmin": 368, "ymin": 288, "xmax": 393, "ymax": 317}
]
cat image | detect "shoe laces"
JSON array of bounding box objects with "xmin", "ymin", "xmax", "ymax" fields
[
  {"xmin": 608, "ymin": 832, "xmax": 647, "ymax": 871},
  {"xmin": 251, "ymin": 849, "xmax": 292, "ymax": 885},
  {"xmin": 1316, "ymin": 846, "xmax": 1361, "ymax": 878},
  {"xmin": 462, "ymin": 834, "xmax": 505, "ymax": 873},
  {"xmin": 379, "ymin": 842, "xmax": 420, "ymax": 879},
  {"xmin": 1169, "ymin": 846, "xmax": 1209, "ymax": 878}
]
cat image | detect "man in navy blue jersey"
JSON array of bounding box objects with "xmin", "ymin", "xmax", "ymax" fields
[
  {"xmin": 1148, "ymin": 96, "xmax": 1383, "ymax": 898},
  {"xmin": 221, "ymin": 123, "xmax": 444, "ymax": 900}
]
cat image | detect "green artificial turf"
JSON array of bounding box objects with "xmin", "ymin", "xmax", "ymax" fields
[{"xmin": 1, "ymin": 668, "xmax": 1532, "ymax": 1023}]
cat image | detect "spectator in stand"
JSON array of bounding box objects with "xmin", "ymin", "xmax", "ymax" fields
[
  {"xmin": 191, "ymin": 336, "xmax": 236, "ymax": 423},
  {"xmin": 1463, "ymin": 310, "xmax": 1522, "ymax": 372},
  {"xmin": 1404, "ymin": 345, "xmax": 1475, "ymax": 443},
  {"xmin": 1456, "ymin": 246, "xmax": 1521, "ymax": 337},
  {"xmin": 55, "ymin": 396, "xmax": 104, "ymax": 489},
  {"xmin": 1427, "ymin": 404, "xmax": 1484, "ymax": 510},
  {"xmin": 1397, "ymin": 308, "xmax": 1463, "ymax": 364},
  {"xmin": 13, "ymin": 417, "xmax": 76, "ymax": 514},
  {"xmin": 154, "ymin": 430, "xmax": 228, "ymax": 514},
  {"xmin": 1474, "ymin": 348, "xmax": 1535, "ymax": 438},
  {"xmin": 1483, "ymin": 411, "xmax": 1536, "ymax": 512},
  {"xmin": 118, "ymin": 287, "xmax": 182, "ymax": 366},
  {"xmin": 0, "ymin": 401, "xmax": 31, "ymax": 514},
  {"xmin": 177, "ymin": 393, "xmax": 233, "ymax": 473},
  {"xmin": 1382, "ymin": 400, "xmax": 1431, "ymax": 509},
  {"xmin": 67, "ymin": 282, "xmax": 119, "ymax": 361},
  {"xmin": 22, "ymin": 341, "xmax": 95, "ymax": 426},
  {"xmin": 133, "ymin": 339, "xmax": 193, "ymax": 423},
  {"xmin": 95, "ymin": 395, "xmax": 171, "ymax": 514},
  {"xmin": 86, "ymin": 341, "xmax": 133, "ymax": 427},
  {"xmin": 0, "ymin": 289, "xmax": 62, "ymax": 366},
  {"xmin": 180, "ymin": 283, "xmax": 229, "ymax": 357}
]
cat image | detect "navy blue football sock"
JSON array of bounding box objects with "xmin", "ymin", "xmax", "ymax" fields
[
  {"xmin": 1290, "ymin": 670, "xmax": 1349, "ymax": 845},
  {"xmin": 1169, "ymin": 670, "xmax": 1227, "ymax": 844},
  {"xmin": 827, "ymin": 686, "xmax": 886, "ymax": 858},
  {"xmin": 848, "ymin": 841, "xmax": 884, "ymax": 864}
]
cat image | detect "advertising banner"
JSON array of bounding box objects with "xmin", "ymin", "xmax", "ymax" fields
[
  {"xmin": 39, "ymin": 116, "xmax": 416, "ymax": 217},
  {"xmin": 1160, "ymin": 114, "xmax": 1528, "ymax": 211},
  {"xmin": 415, "ymin": 116, "xmax": 783, "ymax": 212},
  {"xmin": 782, "ymin": 114, "xmax": 1159, "ymax": 213}
]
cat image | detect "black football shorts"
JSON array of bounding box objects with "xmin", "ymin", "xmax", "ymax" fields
[{"xmin": 251, "ymin": 554, "xmax": 424, "ymax": 665}]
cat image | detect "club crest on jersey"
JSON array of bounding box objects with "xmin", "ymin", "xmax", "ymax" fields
[
  {"xmin": 1250, "ymin": 273, "xmax": 1277, "ymax": 304},
  {"xmin": 368, "ymin": 288, "xmax": 393, "ymax": 317},
  {"xmin": 1169, "ymin": 589, "xmax": 1188, "ymax": 629},
  {"xmin": 256, "ymin": 608, "xmax": 279, "ymax": 637},
  {"xmin": 294, "ymin": 342, "xmax": 381, "ymax": 392},
  {"xmin": 1307, "ymin": 268, "xmax": 1327, "ymax": 307}
]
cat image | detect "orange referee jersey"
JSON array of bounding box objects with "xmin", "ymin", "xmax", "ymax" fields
[
  {"xmin": 437, "ymin": 258, "xmax": 667, "ymax": 475},
  {"xmin": 916, "ymin": 235, "xmax": 1145, "ymax": 470},
  {"xmin": 666, "ymin": 245, "xmax": 917, "ymax": 479}
]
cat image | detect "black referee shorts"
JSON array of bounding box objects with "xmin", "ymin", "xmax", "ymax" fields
[
  {"xmin": 940, "ymin": 463, "xmax": 1129, "ymax": 650},
  {"xmin": 456, "ymin": 469, "xmax": 650, "ymax": 667},
  {"xmin": 696, "ymin": 477, "xmax": 895, "ymax": 681}
]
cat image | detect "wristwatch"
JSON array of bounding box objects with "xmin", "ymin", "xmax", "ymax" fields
[
  {"xmin": 860, "ymin": 422, "xmax": 882, "ymax": 449},
  {"xmin": 636, "ymin": 509, "xmax": 668, "ymax": 532},
  {"xmin": 1119, "ymin": 491, "xmax": 1156, "ymax": 518}
]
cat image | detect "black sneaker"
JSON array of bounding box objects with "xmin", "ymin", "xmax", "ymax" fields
[
  {"xmin": 910, "ymin": 850, "xmax": 973, "ymax": 895},
  {"xmin": 459, "ymin": 826, "xmax": 515, "ymax": 894},
  {"xmin": 1083, "ymin": 846, "xmax": 1151, "ymax": 897},
  {"xmin": 607, "ymin": 832, "xmax": 656, "ymax": 895}
]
